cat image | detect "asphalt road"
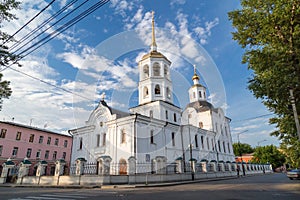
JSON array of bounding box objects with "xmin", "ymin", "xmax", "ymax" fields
[{"xmin": 0, "ymin": 173, "xmax": 299, "ymax": 200}]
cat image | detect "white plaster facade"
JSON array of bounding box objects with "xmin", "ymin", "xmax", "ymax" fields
[{"xmin": 69, "ymin": 15, "xmax": 235, "ymax": 174}]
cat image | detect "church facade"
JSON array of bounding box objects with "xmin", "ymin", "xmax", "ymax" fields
[{"xmin": 69, "ymin": 14, "xmax": 235, "ymax": 175}]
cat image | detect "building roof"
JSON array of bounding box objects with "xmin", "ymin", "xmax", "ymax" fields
[
  {"xmin": 185, "ymin": 100, "xmax": 217, "ymax": 112},
  {"xmin": 140, "ymin": 50, "xmax": 171, "ymax": 64},
  {"xmin": 99, "ymin": 100, "xmax": 130, "ymax": 118},
  {"xmin": 0, "ymin": 120, "xmax": 71, "ymax": 137}
]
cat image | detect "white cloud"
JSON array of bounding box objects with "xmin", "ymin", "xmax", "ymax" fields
[
  {"xmin": 170, "ymin": 0, "xmax": 186, "ymax": 6},
  {"xmin": 193, "ymin": 17, "xmax": 219, "ymax": 45}
]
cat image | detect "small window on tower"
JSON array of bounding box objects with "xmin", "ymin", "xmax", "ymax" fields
[
  {"xmin": 199, "ymin": 91, "xmax": 202, "ymax": 98},
  {"xmin": 153, "ymin": 63, "xmax": 160, "ymax": 76},
  {"xmin": 143, "ymin": 65, "xmax": 149, "ymax": 78},
  {"xmin": 155, "ymin": 85, "xmax": 160, "ymax": 95},
  {"xmin": 164, "ymin": 65, "xmax": 168, "ymax": 76},
  {"xmin": 143, "ymin": 86, "xmax": 149, "ymax": 98},
  {"xmin": 166, "ymin": 87, "xmax": 171, "ymax": 99}
]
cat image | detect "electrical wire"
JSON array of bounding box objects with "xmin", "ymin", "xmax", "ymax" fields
[
  {"xmin": 17, "ymin": 0, "xmax": 110, "ymax": 59},
  {"xmin": 9, "ymin": 67, "xmax": 94, "ymax": 101},
  {"xmin": 2, "ymin": 0, "xmax": 56, "ymax": 45},
  {"xmin": 9, "ymin": 0, "xmax": 79, "ymax": 51}
]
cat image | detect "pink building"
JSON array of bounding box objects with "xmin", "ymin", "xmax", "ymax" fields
[{"xmin": 0, "ymin": 120, "xmax": 72, "ymax": 177}]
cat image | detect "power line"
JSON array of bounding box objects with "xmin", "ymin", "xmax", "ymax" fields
[
  {"xmin": 231, "ymin": 113, "xmax": 274, "ymax": 123},
  {"xmin": 2, "ymin": 0, "xmax": 56, "ymax": 45},
  {"xmin": 9, "ymin": 0, "xmax": 79, "ymax": 51},
  {"xmin": 9, "ymin": 67, "xmax": 94, "ymax": 102},
  {"xmin": 1, "ymin": 0, "xmax": 110, "ymax": 72},
  {"xmin": 17, "ymin": 0, "xmax": 110, "ymax": 59}
]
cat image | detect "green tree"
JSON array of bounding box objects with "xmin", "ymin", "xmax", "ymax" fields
[
  {"xmin": 252, "ymin": 145, "xmax": 285, "ymax": 169},
  {"xmin": 232, "ymin": 143, "xmax": 254, "ymax": 156},
  {"xmin": 228, "ymin": 0, "xmax": 300, "ymax": 167},
  {"xmin": 0, "ymin": 0, "xmax": 20, "ymax": 110}
]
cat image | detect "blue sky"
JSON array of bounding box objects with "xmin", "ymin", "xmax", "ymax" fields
[{"xmin": 0, "ymin": 0, "xmax": 279, "ymax": 147}]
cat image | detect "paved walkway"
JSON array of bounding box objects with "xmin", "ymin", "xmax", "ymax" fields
[{"xmin": 0, "ymin": 175, "xmax": 242, "ymax": 189}]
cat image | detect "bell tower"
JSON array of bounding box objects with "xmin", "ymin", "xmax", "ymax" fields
[{"xmin": 138, "ymin": 11, "xmax": 173, "ymax": 105}]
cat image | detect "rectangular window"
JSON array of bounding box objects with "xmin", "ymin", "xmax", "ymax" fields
[
  {"xmin": 64, "ymin": 140, "xmax": 68, "ymax": 148},
  {"xmin": 195, "ymin": 135, "xmax": 198, "ymax": 148},
  {"xmin": 62, "ymin": 152, "xmax": 66, "ymax": 160},
  {"xmin": 0, "ymin": 145, "xmax": 3, "ymax": 156},
  {"xmin": 165, "ymin": 110, "xmax": 168, "ymax": 120},
  {"xmin": 12, "ymin": 147, "xmax": 18, "ymax": 156},
  {"xmin": 171, "ymin": 132, "xmax": 175, "ymax": 146},
  {"xmin": 47, "ymin": 137, "xmax": 51, "ymax": 145},
  {"xmin": 29, "ymin": 134, "xmax": 34, "ymax": 143},
  {"xmin": 96, "ymin": 134, "xmax": 100, "ymax": 147},
  {"xmin": 79, "ymin": 137, "xmax": 83, "ymax": 150},
  {"xmin": 102, "ymin": 133, "xmax": 106, "ymax": 146},
  {"xmin": 121, "ymin": 130, "xmax": 126, "ymax": 144},
  {"xmin": 150, "ymin": 130, "xmax": 154, "ymax": 144},
  {"xmin": 149, "ymin": 110, "xmax": 153, "ymax": 118},
  {"xmin": 173, "ymin": 113, "xmax": 177, "ymax": 122},
  {"xmin": 53, "ymin": 151, "xmax": 57, "ymax": 160},
  {"xmin": 16, "ymin": 131, "xmax": 22, "ymax": 140},
  {"xmin": 26, "ymin": 148, "xmax": 32, "ymax": 158},
  {"xmin": 201, "ymin": 136, "xmax": 204, "ymax": 149},
  {"xmin": 206, "ymin": 138, "xmax": 210, "ymax": 150},
  {"xmin": 54, "ymin": 138, "xmax": 59, "ymax": 146},
  {"xmin": 39, "ymin": 136, "xmax": 44, "ymax": 144},
  {"xmin": 0, "ymin": 129, "xmax": 7, "ymax": 138},
  {"xmin": 36, "ymin": 149, "xmax": 41, "ymax": 158},
  {"xmin": 45, "ymin": 150, "xmax": 49, "ymax": 159}
]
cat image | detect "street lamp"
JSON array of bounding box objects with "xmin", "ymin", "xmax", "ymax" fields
[
  {"xmin": 237, "ymin": 130, "xmax": 248, "ymax": 176},
  {"xmin": 257, "ymin": 139, "xmax": 267, "ymax": 147},
  {"xmin": 187, "ymin": 111, "xmax": 195, "ymax": 180}
]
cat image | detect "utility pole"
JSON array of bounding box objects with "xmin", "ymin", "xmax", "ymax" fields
[{"xmin": 289, "ymin": 89, "xmax": 300, "ymax": 142}]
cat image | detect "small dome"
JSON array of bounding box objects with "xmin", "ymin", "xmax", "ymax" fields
[{"xmin": 192, "ymin": 73, "xmax": 199, "ymax": 81}]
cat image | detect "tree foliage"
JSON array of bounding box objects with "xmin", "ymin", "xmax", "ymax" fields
[
  {"xmin": 232, "ymin": 143, "xmax": 254, "ymax": 156},
  {"xmin": 228, "ymin": 0, "xmax": 300, "ymax": 167},
  {"xmin": 0, "ymin": 0, "xmax": 20, "ymax": 110},
  {"xmin": 252, "ymin": 145, "xmax": 285, "ymax": 169}
]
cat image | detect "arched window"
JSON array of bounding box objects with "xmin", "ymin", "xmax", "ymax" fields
[
  {"xmin": 195, "ymin": 135, "xmax": 198, "ymax": 148},
  {"xmin": 149, "ymin": 110, "xmax": 153, "ymax": 118},
  {"xmin": 79, "ymin": 138, "xmax": 83, "ymax": 150},
  {"xmin": 171, "ymin": 132, "xmax": 175, "ymax": 146},
  {"xmin": 143, "ymin": 86, "xmax": 149, "ymax": 98},
  {"xmin": 206, "ymin": 138, "xmax": 210, "ymax": 150},
  {"xmin": 199, "ymin": 122, "xmax": 203, "ymax": 128},
  {"xmin": 166, "ymin": 87, "xmax": 171, "ymax": 99},
  {"xmin": 155, "ymin": 84, "xmax": 160, "ymax": 94},
  {"xmin": 119, "ymin": 159, "xmax": 127, "ymax": 175},
  {"xmin": 153, "ymin": 62, "xmax": 160, "ymax": 76},
  {"xmin": 150, "ymin": 130, "xmax": 154, "ymax": 144},
  {"xmin": 143, "ymin": 65, "xmax": 149, "ymax": 78},
  {"xmin": 121, "ymin": 129, "xmax": 126, "ymax": 144},
  {"xmin": 102, "ymin": 133, "xmax": 106, "ymax": 146},
  {"xmin": 164, "ymin": 65, "xmax": 168, "ymax": 76},
  {"xmin": 199, "ymin": 91, "xmax": 202, "ymax": 98},
  {"xmin": 173, "ymin": 113, "xmax": 177, "ymax": 122}
]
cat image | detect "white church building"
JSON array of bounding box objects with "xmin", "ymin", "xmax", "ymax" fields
[{"xmin": 69, "ymin": 14, "xmax": 235, "ymax": 175}]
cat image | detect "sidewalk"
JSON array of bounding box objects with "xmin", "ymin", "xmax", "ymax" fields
[{"xmin": 0, "ymin": 175, "xmax": 239, "ymax": 189}]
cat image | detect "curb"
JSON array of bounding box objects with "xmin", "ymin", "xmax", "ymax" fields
[{"xmin": 0, "ymin": 173, "xmax": 271, "ymax": 189}]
